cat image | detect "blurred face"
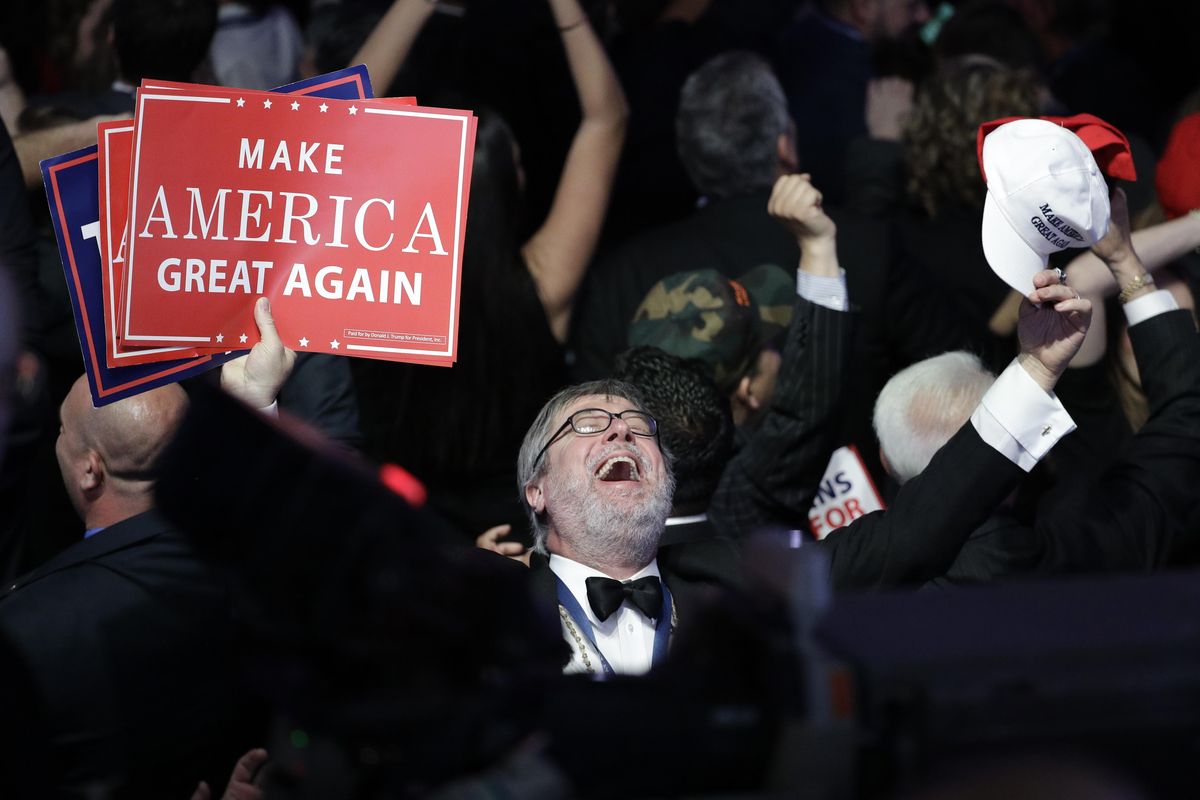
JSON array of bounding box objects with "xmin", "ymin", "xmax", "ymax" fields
[
  {"xmin": 527, "ymin": 394, "xmax": 673, "ymax": 571},
  {"xmin": 733, "ymin": 345, "xmax": 783, "ymax": 428},
  {"xmin": 867, "ymin": 0, "xmax": 930, "ymax": 41},
  {"xmin": 749, "ymin": 346, "xmax": 782, "ymax": 408}
]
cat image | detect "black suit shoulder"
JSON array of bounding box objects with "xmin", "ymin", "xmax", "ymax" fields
[
  {"xmin": 823, "ymin": 422, "xmax": 1023, "ymax": 591},
  {"xmin": 0, "ymin": 510, "xmax": 248, "ymax": 795}
]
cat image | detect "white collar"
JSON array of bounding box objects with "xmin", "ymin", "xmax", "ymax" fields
[{"xmin": 548, "ymin": 554, "xmax": 660, "ymax": 626}]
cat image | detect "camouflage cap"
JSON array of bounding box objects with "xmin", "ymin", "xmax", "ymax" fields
[{"xmin": 628, "ymin": 264, "xmax": 794, "ymax": 395}]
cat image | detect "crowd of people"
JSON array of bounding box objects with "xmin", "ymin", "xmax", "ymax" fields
[{"xmin": 1, "ymin": 0, "xmax": 1200, "ymax": 797}]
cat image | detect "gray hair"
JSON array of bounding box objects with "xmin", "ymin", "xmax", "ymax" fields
[
  {"xmin": 517, "ymin": 379, "xmax": 669, "ymax": 553},
  {"xmin": 872, "ymin": 351, "xmax": 994, "ymax": 484},
  {"xmin": 675, "ymin": 51, "xmax": 791, "ymax": 199}
]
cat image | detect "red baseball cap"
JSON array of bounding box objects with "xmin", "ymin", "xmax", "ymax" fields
[{"xmin": 978, "ymin": 113, "xmax": 1137, "ymax": 184}]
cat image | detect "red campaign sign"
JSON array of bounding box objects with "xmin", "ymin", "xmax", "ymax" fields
[
  {"xmin": 97, "ymin": 119, "xmax": 207, "ymax": 366},
  {"xmin": 808, "ymin": 445, "xmax": 886, "ymax": 540},
  {"xmin": 120, "ymin": 84, "xmax": 475, "ymax": 365},
  {"xmin": 98, "ymin": 79, "xmax": 408, "ymax": 365}
]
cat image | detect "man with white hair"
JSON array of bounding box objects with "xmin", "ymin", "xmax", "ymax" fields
[{"xmin": 872, "ymin": 351, "xmax": 995, "ymax": 484}]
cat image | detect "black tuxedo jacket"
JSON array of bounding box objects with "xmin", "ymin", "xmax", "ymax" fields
[
  {"xmin": 0, "ymin": 510, "xmax": 252, "ymax": 797},
  {"xmin": 527, "ymin": 550, "xmax": 727, "ymax": 673}
]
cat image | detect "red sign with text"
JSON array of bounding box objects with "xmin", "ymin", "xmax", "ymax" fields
[
  {"xmin": 98, "ymin": 120, "xmax": 210, "ymax": 366},
  {"xmin": 121, "ymin": 84, "xmax": 476, "ymax": 365},
  {"xmin": 808, "ymin": 445, "xmax": 886, "ymax": 540}
]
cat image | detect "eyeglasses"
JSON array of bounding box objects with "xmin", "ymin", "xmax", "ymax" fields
[{"xmin": 533, "ymin": 408, "xmax": 658, "ymax": 467}]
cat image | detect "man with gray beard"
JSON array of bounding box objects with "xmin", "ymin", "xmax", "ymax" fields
[{"xmin": 517, "ymin": 380, "xmax": 677, "ymax": 676}]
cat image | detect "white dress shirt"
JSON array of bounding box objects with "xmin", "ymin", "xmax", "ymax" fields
[
  {"xmin": 548, "ymin": 554, "xmax": 663, "ymax": 676},
  {"xmin": 1123, "ymin": 288, "xmax": 1179, "ymax": 326}
]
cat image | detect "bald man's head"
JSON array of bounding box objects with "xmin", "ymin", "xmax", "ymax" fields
[{"xmin": 55, "ymin": 377, "xmax": 189, "ymax": 525}]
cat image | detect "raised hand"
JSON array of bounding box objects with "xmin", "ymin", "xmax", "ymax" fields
[
  {"xmin": 220, "ymin": 297, "xmax": 296, "ymax": 409},
  {"xmin": 1017, "ymin": 268, "xmax": 1093, "ymax": 392},
  {"xmin": 1090, "ymin": 187, "xmax": 1136, "ymax": 268},
  {"xmin": 191, "ymin": 748, "xmax": 269, "ymax": 800},
  {"xmin": 769, "ymin": 173, "xmax": 840, "ymax": 277},
  {"xmin": 768, "ymin": 173, "xmax": 836, "ymax": 243}
]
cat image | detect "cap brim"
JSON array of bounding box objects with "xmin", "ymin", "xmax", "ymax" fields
[{"xmin": 981, "ymin": 191, "xmax": 1048, "ymax": 296}]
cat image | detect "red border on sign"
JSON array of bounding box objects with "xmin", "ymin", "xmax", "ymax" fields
[
  {"xmin": 100, "ymin": 122, "xmax": 199, "ymax": 364},
  {"xmin": 121, "ymin": 91, "xmax": 472, "ymax": 361},
  {"xmin": 48, "ymin": 153, "xmax": 217, "ymax": 398}
]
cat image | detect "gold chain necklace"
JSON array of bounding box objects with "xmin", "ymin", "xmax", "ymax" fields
[{"xmin": 558, "ymin": 605, "xmax": 595, "ymax": 674}]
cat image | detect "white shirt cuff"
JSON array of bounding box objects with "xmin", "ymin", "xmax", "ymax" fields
[
  {"xmin": 1123, "ymin": 289, "xmax": 1179, "ymax": 327},
  {"xmin": 796, "ymin": 269, "xmax": 848, "ymax": 311},
  {"xmin": 970, "ymin": 358, "xmax": 1076, "ymax": 472},
  {"xmin": 259, "ymin": 400, "xmax": 279, "ymax": 417}
]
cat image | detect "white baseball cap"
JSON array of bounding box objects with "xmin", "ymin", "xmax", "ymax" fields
[{"xmin": 980, "ymin": 118, "xmax": 1110, "ymax": 295}]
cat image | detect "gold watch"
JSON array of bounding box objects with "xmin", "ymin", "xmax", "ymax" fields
[{"xmin": 1118, "ymin": 273, "xmax": 1155, "ymax": 304}]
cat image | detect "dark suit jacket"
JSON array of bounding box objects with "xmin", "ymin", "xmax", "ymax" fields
[
  {"xmin": 928, "ymin": 308, "xmax": 1200, "ymax": 586},
  {"xmin": 658, "ymin": 516, "xmax": 746, "ymax": 594},
  {"xmin": 0, "ymin": 510, "xmax": 252, "ymax": 797},
  {"xmin": 710, "ymin": 296, "xmax": 856, "ymax": 538}
]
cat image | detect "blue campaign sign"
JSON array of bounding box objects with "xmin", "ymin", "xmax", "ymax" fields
[
  {"xmin": 43, "ymin": 146, "xmax": 246, "ymax": 407},
  {"xmin": 41, "ymin": 67, "xmax": 378, "ymax": 407},
  {"xmin": 276, "ymin": 64, "xmax": 374, "ymax": 100}
]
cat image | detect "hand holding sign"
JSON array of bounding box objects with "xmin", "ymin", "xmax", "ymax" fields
[
  {"xmin": 220, "ymin": 297, "xmax": 296, "ymax": 409},
  {"xmin": 40, "ymin": 66, "xmax": 444, "ymax": 406}
]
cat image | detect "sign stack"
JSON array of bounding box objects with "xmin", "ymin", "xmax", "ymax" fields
[{"xmin": 43, "ymin": 66, "xmax": 477, "ymax": 406}]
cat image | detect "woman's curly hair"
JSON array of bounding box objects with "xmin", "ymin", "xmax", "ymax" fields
[{"xmin": 904, "ymin": 58, "xmax": 1040, "ymax": 218}]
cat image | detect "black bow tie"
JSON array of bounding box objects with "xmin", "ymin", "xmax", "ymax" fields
[{"xmin": 585, "ymin": 575, "xmax": 662, "ymax": 622}]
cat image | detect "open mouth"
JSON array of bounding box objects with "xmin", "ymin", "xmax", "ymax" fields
[{"xmin": 595, "ymin": 455, "xmax": 640, "ymax": 482}]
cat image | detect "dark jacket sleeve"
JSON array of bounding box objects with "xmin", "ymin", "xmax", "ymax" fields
[
  {"xmin": 822, "ymin": 422, "xmax": 1025, "ymax": 591},
  {"xmin": 1042, "ymin": 357, "xmax": 1131, "ymax": 505},
  {"xmin": 277, "ymin": 352, "xmax": 363, "ymax": 449},
  {"xmin": 1031, "ymin": 309, "xmax": 1200, "ymax": 572},
  {"xmin": 708, "ymin": 297, "xmax": 856, "ymax": 536}
]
